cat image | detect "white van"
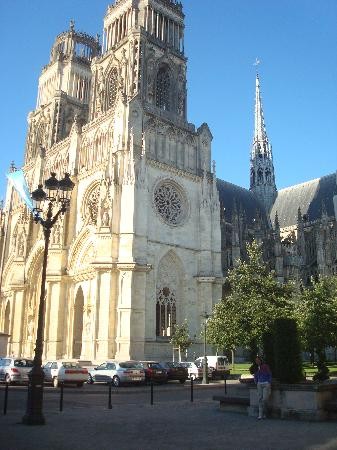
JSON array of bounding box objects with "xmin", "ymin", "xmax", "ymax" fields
[{"xmin": 195, "ymin": 356, "xmax": 230, "ymax": 378}]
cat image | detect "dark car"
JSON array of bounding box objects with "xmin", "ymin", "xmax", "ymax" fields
[
  {"xmin": 159, "ymin": 362, "xmax": 188, "ymax": 384},
  {"xmin": 140, "ymin": 361, "xmax": 168, "ymax": 384}
]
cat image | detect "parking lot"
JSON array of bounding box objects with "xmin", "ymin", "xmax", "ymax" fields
[{"xmin": 2, "ymin": 381, "xmax": 337, "ymax": 450}]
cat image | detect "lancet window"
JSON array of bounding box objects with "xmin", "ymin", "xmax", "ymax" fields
[
  {"xmin": 156, "ymin": 287, "xmax": 176, "ymax": 337},
  {"xmin": 105, "ymin": 67, "xmax": 118, "ymax": 111},
  {"xmin": 156, "ymin": 66, "xmax": 171, "ymax": 111}
]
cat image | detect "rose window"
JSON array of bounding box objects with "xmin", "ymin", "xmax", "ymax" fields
[{"xmin": 154, "ymin": 182, "xmax": 186, "ymax": 225}]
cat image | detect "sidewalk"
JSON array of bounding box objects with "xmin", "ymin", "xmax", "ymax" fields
[{"xmin": 1, "ymin": 385, "xmax": 337, "ymax": 450}]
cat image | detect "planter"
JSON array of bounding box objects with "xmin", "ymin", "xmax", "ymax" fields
[{"xmin": 248, "ymin": 382, "xmax": 337, "ymax": 421}]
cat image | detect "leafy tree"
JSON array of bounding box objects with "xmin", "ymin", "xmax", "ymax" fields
[
  {"xmin": 170, "ymin": 320, "xmax": 192, "ymax": 362},
  {"xmin": 296, "ymin": 275, "xmax": 337, "ymax": 367},
  {"xmin": 207, "ymin": 240, "xmax": 294, "ymax": 359}
]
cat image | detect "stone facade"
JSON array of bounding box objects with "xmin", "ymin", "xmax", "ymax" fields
[
  {"xmin": 0, "ymin": 0, "xmax": 222, "ymax": 362},
  {"xmin": 0, "ymin": 0, "xmax": 336, "ymax": 362}
]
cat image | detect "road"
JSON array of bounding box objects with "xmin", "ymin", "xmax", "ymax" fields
[{"xmin": 0, "ymin": 379, "xmax": 236, "ymax": 413}]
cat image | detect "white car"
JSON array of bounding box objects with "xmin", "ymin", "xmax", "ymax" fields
[
  {"xmin": 180, "ymin": 361, "xmax": 213, "ymax": 380},
  {"xmin": 43, "ymin": 360, "xmax": 88, "ymax": 388}
]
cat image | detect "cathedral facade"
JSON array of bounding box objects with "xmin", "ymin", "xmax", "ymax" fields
[{"xmin": 0, "ymin": 0, "xmax": 336, "ymax": 362}]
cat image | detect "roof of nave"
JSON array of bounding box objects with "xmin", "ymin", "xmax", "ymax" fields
[
  {"xmin": 270, "ymin": 172, "xmax": 337, "ymax": 228},
  {"xmin": 216, "ymin": 179, "xmax": 269, "ymax": 225}
]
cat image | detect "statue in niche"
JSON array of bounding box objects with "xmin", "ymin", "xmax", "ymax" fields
[
  {"xmin": 52, "ymin": 221, "xmax": 61, "ymax": 245},
  {"xmin": 101, "ymin": 205, "xmax": 110, "ymax": 227},
  {"xmin": 27, "ymin": 317, "xmax": 34, "ymax": 341},
  {"xmin": 84, "ymin": 304, "xmax": 92, "ymax": 337},
  {"xmin": 17, "ymin": 234, "xmax": 25, "ymax": 257}
]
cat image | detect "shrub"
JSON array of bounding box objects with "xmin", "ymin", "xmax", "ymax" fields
[{"xmin": 273, "ymin": 318, "xmax": 303, "ymax": 383}]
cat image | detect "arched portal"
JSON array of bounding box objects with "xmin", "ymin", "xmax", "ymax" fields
[
  {"xmin": 72, "ymin": 287, "xmax": 84, "ymax": 358},
  {"xmin": 4, "ymin": 302, "xmax": 10, "ymax": 334}
]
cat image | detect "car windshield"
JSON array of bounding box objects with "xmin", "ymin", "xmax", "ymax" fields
[
  {"xmin": 62, "ymin": 362, "xmax": 80, "ymax": 368},
  {"xmin": 182, "ymin": 363, "xmax": 192, "ymax": 368},
  {"xmin": 217, "ymin": 357, "xmax": 229, "ymax": 365},
  {"xmin": 164, "ymin": 362, "xmax": 181, "ymax": 368},
  {"xmin": 119, "ymin": 362, "xmax": 143, "ymax": 369},
  {"xmin": 14, "ymin": 359, "xmax": 34, "ymax": 367},
  {"xmin": 148, "ymin": 363, "xmax": 161, "ymax": 368}
]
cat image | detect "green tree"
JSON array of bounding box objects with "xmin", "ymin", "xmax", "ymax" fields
[
  {"xmin": 296, "ymin": 275, "xmax": 337, "ymax": 367},
  {"xmin": 170, "ymin": 320, "xmax": 192, "ymax": 362},
  {"xmin": 207, "ymin": 240, "xmax": 294, "ymax": 359}
]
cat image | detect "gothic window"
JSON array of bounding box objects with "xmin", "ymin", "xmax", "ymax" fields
[
  {"xmin": 106, "ymin": 67, "xmax": 118, "ymax": 111},
  {"xmin": 156, "ymin": 287, "xmax": 176, "ymax": 337},
  {"xmin": 257, "ymin": 169, "xmax": 263, "ymax": 185},
  {"xmin": 156, "ymin": 66, "xmax": 170, "ymax": 111},
  {"xmin": 153, "ymin": 181, "xmax": 187, "ymax": 226},
  {"xmin": 265, "ymin": 169, "xmax": 271, "ymax": 183}
]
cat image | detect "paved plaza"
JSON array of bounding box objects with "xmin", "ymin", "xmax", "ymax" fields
[{"xmin": 1, "ymin": 382, "xmax": 337, "ymax": 450}]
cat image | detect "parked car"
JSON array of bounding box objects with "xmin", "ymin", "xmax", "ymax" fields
[
  {"xmin": 159, "ymin": 362, "xmax": 188, "ymax": 383},
  {"xmin": 140, "ymin": 361, "xmax": 168, "ymax": 384},
  {"xmin": 88, "ymin": 360, "xmax": 145, "ymax": 387},
  {"xmin": 239, "ymin": 373, "xmax": 255, "ymax": 384},
  {"xmin": 180, "ymin": 361, "xmax": 213, "ymax": 380},
  {"xmin": 195, "ymin": 356, "xmax": 230, "ymax": 379},
  {"xmin": 43, "ymin": 360, "xmax": 88, "ymax": 388},
  {"xmin": 0, "ymin": 357, "xmax": 33, "ymax": 385}
]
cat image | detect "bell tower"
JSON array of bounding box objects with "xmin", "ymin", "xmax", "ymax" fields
[{"xmin": 25, "ymin": 22, "xmax": 100, "ymax": 164}]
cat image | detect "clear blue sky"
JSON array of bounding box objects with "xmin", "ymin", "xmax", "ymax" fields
[{"xmin": 0, "ymin": 0, "xmax": 336, "ymax": 200}]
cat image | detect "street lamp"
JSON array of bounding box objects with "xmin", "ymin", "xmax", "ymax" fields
[
  {"xmin": 22, "ymin": 173, "xmax": 74, "ymax": 426},
  {"xmin": 201, "ymin": 311, "xmax": 211, "ymax": 384}
]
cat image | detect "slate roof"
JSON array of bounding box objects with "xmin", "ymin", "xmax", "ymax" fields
[
  {"xmin": 270, "ymin": 173, "xmax": 336, "ymax": 228},
  {"xmin": 217, "ymin": 179, "xmax": 268, "ymax": 225}
]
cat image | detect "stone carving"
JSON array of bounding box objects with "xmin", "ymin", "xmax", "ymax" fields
[
  {"xmin": 52, "ymin": 220, "xmax": 62, "ymax": 245},
  {"xmin": 27, "ymin": 316, "xmax": 34, "ymax": 341},
  {"xmin": 17, "ymin": 233, "xmax": 25, "ymax": 257},
  {"xmin": 85, "ymin": 185, "xmax": 100, "ymax": 226}
]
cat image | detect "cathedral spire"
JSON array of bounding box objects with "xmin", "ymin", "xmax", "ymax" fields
[{"xmin": 250, "ymin": 73, "xmax": 277, "ymax": 212}]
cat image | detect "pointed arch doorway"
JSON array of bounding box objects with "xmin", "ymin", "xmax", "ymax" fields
[{"xmin": 72, "ymin": 287, "xmax": 84, "ymax": 359}]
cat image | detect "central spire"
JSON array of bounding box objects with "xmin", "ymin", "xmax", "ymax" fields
[
  {"xmin": 250, "ymin": 73, "xmax": 277, "ymax": 212},
  {"xmin": 253, "ymin": 74, "xmax": 271, "ymax": 158}
]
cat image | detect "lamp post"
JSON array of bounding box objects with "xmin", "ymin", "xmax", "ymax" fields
[
  {"xmin": 22, "ymin": 173, "xmax": 74, "ymax": 426},
  {"xmin": 201, "ymin": 311, "xmax": 211, "ymax": 385}
]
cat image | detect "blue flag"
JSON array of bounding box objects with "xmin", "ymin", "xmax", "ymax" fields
[{"xmin": 6, "ymin": 170, "xmax": 34, "ymax": 211}]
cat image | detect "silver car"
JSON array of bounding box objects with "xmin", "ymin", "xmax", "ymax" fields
[
  {"xmin": 0, "ymin": 357, "xmax": 34, "ymax": 384},
  {"xmin": 88, "ymin": 360, "xmax": 145, "ymax": 387}
]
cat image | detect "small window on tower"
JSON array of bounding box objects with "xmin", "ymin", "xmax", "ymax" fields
[{"xmin": 156, "ymin": 66, "xmax": 170, "ymax": 111}]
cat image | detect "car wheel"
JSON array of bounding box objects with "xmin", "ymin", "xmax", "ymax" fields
[
  {"xmin": 87, "ymin": 374, "xmax": 94, "ymax": 384},
  {"xmin": 76, "ymin": 382, "xmax": 83, "ymax": 388},
  {"xmin": 5, "ymin": 374, "xmax": 11, "ymax": 385},
  {"xmin": 53, "ymin": 377, "xmax": 59, "ymax": 388},
  {"xmin": 112, "ymin": 375, "xmax": 120, "ymax": 387},
  {"xmin": 179, "ymin": 379, "xmax": 186, "ymax": 384}
]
